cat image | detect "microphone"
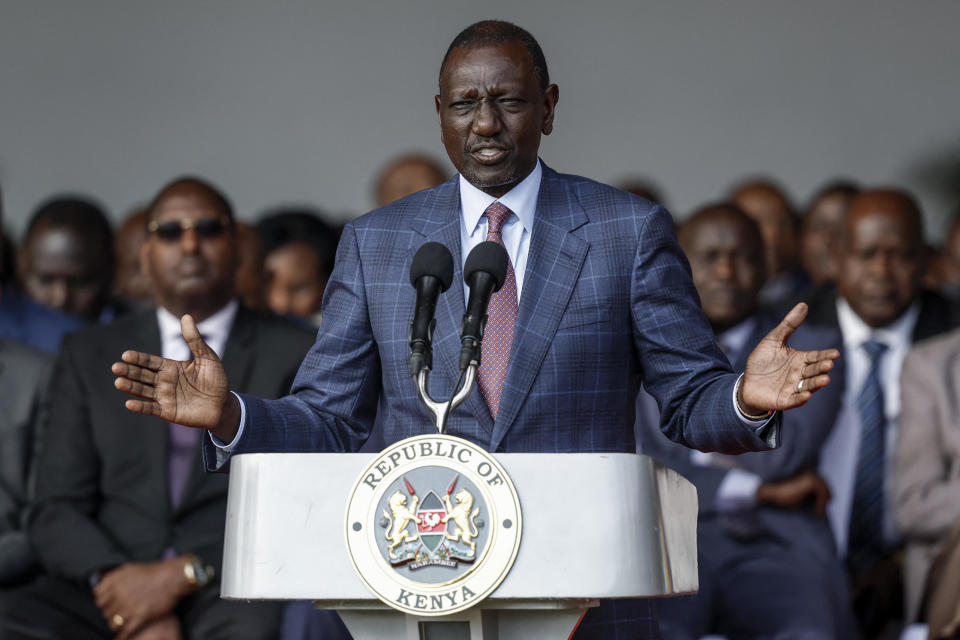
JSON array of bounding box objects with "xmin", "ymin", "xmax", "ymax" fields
[
  {"xmin": 459, "ymin": 241, "xmax": 509, "ymax": 371},
  {"xmin": 408, "ymin": 242, "xmax": 454, "ymax": 377}
]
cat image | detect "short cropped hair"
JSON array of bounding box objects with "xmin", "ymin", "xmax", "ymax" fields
[{"xmin": 439, "ymin": 20, "xmax": 549, "ymax": 93}]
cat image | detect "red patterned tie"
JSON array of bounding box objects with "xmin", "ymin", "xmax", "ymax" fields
[{"xmin": 477, "ymin": 202, "xmax": 518, "ymax": 419}]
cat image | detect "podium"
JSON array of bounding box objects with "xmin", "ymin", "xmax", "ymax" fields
[{"xmin": 221, "ymin": 452, "xmax": 698, "ymax": 639}]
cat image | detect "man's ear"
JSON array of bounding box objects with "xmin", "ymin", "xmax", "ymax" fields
[{"xmin": 541, "ymin": 84, "xmax": 559, "ymax": 135}]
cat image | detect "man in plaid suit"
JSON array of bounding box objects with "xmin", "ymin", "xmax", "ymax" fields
[{"xmin": 114, "ymin": 20, "xmax": 839, "ymax": 640}]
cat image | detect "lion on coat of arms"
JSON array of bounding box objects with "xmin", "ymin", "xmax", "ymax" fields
[
  {"xmin": 442, "ymin": 488, "xmax": 480, "ymax": 556},
  {"xmin": 383, "ymin": 490, "xmax": 420, "ymax": 559}
]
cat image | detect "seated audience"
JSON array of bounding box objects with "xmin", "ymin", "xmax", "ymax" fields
[
  {"xmin": 0, "ymin": 339, "xmax": 52, "ymax": 588},
  {"xmin": 0, "ymin": 210, "xmax": 55, "ymax": 587},
  {"xmin": 806, "ymin": 188, "xmax": 958, "ymax": 637},
  {"xmin": 800, "ymin": 181, "xmax": 860, "ymax": 287},
  {"xmin": 112, "ymin": 207, "xmax": 153, "ymax": 314},
  {"xmin": 637, "ymin": 203, "xmax": 853, "ymax": 639},
  {"xmin": 256, "ymin": 208, "xmax": 339, "ymax": 326},
  {"xmin": 933, "ymin": 211, "xmax": 960, "ymax": 299},
  {"xmin": 894, "ymin": 326, "xmax": 960, "ymax": 634},
  {"xmin": 0, "ymin": 187, "xmax": 84, "ymax": 352},
  {"xmin": 17, "ymin": 196, "xmax": 115, "ymax": 322},
  {"xmin": 372, "ymin": 153, "xmax": 447, "ymax": 207},
  {"xmin": 234, "ymin": 222, "xmax": 267, "ymax": 311},
  {"xmin": 0, "ymin": 176, "xmax": 315, "ymax": 639},
  {"xmin": 730, "ymin": 178, "xmax": 808, "ymax": 306},
  {"xmin": 616, "ymin": 178, "xmax": 666, "ymax": 207}
]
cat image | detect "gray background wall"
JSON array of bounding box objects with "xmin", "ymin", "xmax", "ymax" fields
[{"xmin": 2, "ymin": 1, "xmax": 959, "ymax": 239}]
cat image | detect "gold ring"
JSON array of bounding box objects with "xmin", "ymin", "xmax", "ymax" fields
[
  {"xmin": 112, "ymin": 614, "xmax": 124, "ymax": 627},
  {"xmin": 796, "ymin": 379, "xmax": 804, "ymax": 394}
]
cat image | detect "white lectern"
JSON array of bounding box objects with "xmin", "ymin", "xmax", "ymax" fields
[{"xmin": 221, "ymin": 452, "xmax": 697, "ymax": 639}]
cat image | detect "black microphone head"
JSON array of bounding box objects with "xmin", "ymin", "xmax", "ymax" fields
[
  {"xmin": 409, "ymin": 242, "xmax": 454, "ymax": 291},
  {"xmin": 464, "ymin": 241, "xmax": 508, "ymax": 292}
]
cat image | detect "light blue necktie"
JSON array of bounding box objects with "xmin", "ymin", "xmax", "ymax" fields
[{"xmin": 847, "ymin": 339, "xmax": 889, "ymax": 572}]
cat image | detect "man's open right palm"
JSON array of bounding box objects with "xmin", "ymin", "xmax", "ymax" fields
[{"xmin": 112, "ymin": 314, "xmax": 229, "ymax": 431}]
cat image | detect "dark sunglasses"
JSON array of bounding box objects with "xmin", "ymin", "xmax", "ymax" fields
[{"xmin": 148, "ymin": 217, "xmax": 230, "ymax": 242}]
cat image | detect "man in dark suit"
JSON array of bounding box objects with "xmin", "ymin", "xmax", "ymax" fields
[
  {"xmin": 113, "ymin": 22, "xmax": 840, "ymax": 639},
  {"xmin": 0, "ymin": 177, "xmax": 315, "ymax": 640},
  {"xmin": 637, "ymin": 203, "xmax": 854, "ymax": 638},
  {"xmin": 803, "ymin": 188, "xmax": 957, "ymax": 637},
  {"xmin": 0, "ymin": 340, "xmax": 52, "ymax": 587}
]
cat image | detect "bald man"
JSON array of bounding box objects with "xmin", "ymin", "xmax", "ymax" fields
[
  {"xmin": 637, "ymin": 204, "xmax": 852, "ymax": 639},
  {"xmin": 731, "ymin": 179, "xmax": 808, "ymax": 306},
  {"xmin": 804, "ymin": 188, "xmax": 958, "ymax": 636},
  {"xmin": 373, "ymin": 153, "xmax": 448, "ymax": 207}
]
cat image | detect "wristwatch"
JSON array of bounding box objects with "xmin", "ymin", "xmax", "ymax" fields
[{"xmin": 182, "ymin": 554, "xmax": 214, "ymax": 588}]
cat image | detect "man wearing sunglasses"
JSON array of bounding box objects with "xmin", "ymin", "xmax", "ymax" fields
[{"xmin": 0, "ymin": 177, "xmax": 315, "ymax": 640}]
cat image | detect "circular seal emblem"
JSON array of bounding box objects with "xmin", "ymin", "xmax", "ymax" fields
[{"xmin": 345, "ymin": 433, "xmax": 521, "ymax": 616}]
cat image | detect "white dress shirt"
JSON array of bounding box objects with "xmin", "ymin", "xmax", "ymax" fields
[
  {"xmin": 458, "ymin": 160, "xmax": 540, "ymax": 301},
  {"xmin": 819, "ymin": 297, "xmax": 920, "ymax": 555},
  {"xmin": 156, "ymin": 300, "xmax": 237, "ymax": 361}
]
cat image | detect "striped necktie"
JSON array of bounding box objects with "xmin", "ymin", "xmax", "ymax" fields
[
  {"xmin": 847, "ymin": 338, "xmax": 889, "ymax": 572},
  {"xmin": 476, "ymin": 202, "xmax": 518, "ymax": 420}
]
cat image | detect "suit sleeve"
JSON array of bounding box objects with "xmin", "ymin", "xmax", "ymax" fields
[
  {"xmin": 28, "ymin": 336, "xmax": 129, "ymax": 580},
  {"xmin": 630, "ymin": 206, "xmax": 777, "ymax": 454},
  {"xmin": 893, "ymin": 344, "xmax": 960, "ymax": 541},
  {"xmin": 204, "ymin": 225, "xmax": 381, "ymax": 470}
]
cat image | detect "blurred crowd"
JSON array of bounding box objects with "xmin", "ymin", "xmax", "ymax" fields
[{"xmin": 1, "ymin": 156, "xmax": 960, "ymax": 640}]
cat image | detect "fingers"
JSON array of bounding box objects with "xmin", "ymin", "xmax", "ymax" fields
[
  {"xmin": 121, "ymin": 350, "xmax": 167, "ymax": 371},
  {"xmin": 124, "ymin": 398, "xmax": 165, "ymax": 418},
  {"xmin": 803, "ymin": 348, "xmax": 841, "ymax": 365},
  {"xmin": 765, "ymin": 302, "xmax": 809, "ymax": 345},
  {"xmin": 115, "ymin": 378, "xmax": 157, "ymax": 401},
  {"xmin": 800, "ymin": 373, "xmax": 831, "ymax": 394},
  {"xmin": 112, "ymin": 362, "xmax": 158, "ymax": 386},
  {"xmin": 181, "ymin": 314, "xmax": 216, "ymax": 361},
  {"xmin": 800, "ymin": 357, "xmax": 837, "ymax": 379}
]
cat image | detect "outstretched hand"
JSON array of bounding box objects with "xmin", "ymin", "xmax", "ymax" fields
[
  {"xmin": 740, "ymin": 303, "xmax": 840, "ymax": 415},
  {"xmin": 112, "ymin": 315, "xmax": 239, "ymax": 440}
]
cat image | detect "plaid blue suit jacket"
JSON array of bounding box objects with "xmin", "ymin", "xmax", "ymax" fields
[
  {"xmin": 208, "ymin": 163, "xmax": 780, "ymax": 638},
  {"xmin": 215, "ymin": 164, "xmax": 776, "ymax": 459}
]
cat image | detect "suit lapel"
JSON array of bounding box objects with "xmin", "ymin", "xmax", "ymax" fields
[
  {"xmin": 126, "ymin": 314, "xmax": 169, "ymax": 515},
  {"xmin": 409, "ymin": 179, "xmax": 495, "ymax": 438},
  {"xmin": 490, "ymin": 166, "xmax": 589, "ymax": 449}
]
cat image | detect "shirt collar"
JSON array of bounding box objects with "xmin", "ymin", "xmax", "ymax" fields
[
  {"xmin": 156, "ymin": 299, "xmax": 239, "ymax": 358},
  {"xmin": 835, "ymin": 296, "xmax": 920, "ymax": 352},
  {"xmin": 459, "ymin": 159, "xmax": 541, "ymax": 236}
]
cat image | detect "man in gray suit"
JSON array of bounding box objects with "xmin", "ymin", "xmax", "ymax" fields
[
  {"xmin": 0, "ymin": 177, "xmax": 314, "ymax": 640},
  {"xmin": 637, "ymin": 204, "xmax": 854, "ymax": 639},
  {"xmin": 894, "ymin": 327, "xmax": 960, "ymax": 626}
]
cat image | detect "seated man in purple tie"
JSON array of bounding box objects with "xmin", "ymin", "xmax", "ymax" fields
[
  {"xmin": 109, "ymin": 21, "xmax": 839, "ymax": 639},
  {"xmin": 0, "ymin": 177, "xmax": 315, "ymax": 640}
]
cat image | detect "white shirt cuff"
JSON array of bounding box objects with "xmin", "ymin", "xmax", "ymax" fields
[
  {"xmin": 209, "ymin": 391, "xmax": 247, "ymax": 451},
  {"xmin": 732, "ymin": 373, "xmax": 774, "ymax": 427}
]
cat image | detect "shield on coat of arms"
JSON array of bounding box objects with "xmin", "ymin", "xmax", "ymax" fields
[{"xmin": 416, "ymin": 490, "xmax": 446, "ymax": 552}]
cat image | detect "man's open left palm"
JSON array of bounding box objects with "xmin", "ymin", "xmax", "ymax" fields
[{"xmin": 741, "ymin": 303, "xmax": 840, "ymax": 414}]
